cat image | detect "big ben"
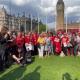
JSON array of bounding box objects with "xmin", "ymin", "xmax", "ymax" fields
[{"xmin": 56, "ymin": 0, "xmax": 65, "ymax": 31}]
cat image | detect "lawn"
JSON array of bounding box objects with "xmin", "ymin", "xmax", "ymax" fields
[{"xmin": 0, "ymin": 56, "xmax": 80, "ymax": 80}]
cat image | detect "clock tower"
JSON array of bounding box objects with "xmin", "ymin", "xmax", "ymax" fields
[{"xmin": 56, "ymin": 0, "xmax": 65, "ymax": 31}]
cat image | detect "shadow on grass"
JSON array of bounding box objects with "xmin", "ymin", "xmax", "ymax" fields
[
  {"xmin": 0, "ymin": 56, "xmax": 36, "ymax": 80},
  {"xmin": 62, "ymin": 73, "xmax": 78, "ymax": 80},
  {"xmin": 0, "ymin": 66, "xmax": 26, "ymax": 80},
  {"xmin": 21, "ymin": 66, "xmax": 41, "ymax": 80}
]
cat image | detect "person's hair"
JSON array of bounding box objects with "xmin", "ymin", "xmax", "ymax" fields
[{"xmin": 0, "ymin": 26, "xmax": 8, "ymax": 35}]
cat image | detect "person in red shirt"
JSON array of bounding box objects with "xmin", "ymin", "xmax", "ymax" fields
[
  {"xmin": 15, "ymin": 32, "xmax": 24, "ymax": 65},
  {"xmin": 16, "ymin": 32, "xmax": 24, "ymax": 49},
  {"xmin": 25, "ymin": 33, "xmax": 30, "ymax": 44},
  {"xmin": 61, "ymin": 33, "xmax": 69, "ymax": 56},
  {"xmin": 54, "ymin": 34, "xmax": 61, "ymax": 55},
  {"xmin": 25, "ymin": 32, "xmax": 34, "ymax": 51},
  {"xmin": 32, "ymin": 32, "xmax": 38, "ymax": 55},
  {"xmin": 25, "ymin": 32, "xmax": 35, "ymax": 62}
]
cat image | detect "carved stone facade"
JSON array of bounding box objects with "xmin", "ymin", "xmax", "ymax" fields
[
  {"xmin": 56, "ymin": 0, "xmax": 64, "ymax": 30},
  {"xmin": 0, "ymin": 7, "xmax": 38, "ymax": 32}
]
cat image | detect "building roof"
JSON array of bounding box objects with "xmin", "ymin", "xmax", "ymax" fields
[{"xmin": 57, "ymin": 0, "xmax": 64, "ymax": 4}]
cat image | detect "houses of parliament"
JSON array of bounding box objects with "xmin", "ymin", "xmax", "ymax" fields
[
  {"xmin": 56, "ymin": 0, "xmax": 80, "ymax": 32},
  {"xmin": 0, "ymin": 7, "xmax": 38, "ymax": 32}
]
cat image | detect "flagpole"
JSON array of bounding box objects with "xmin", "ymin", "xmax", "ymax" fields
[
  {"xmin": 25, "ymin": 15, "xmax": 27, "ymax": 33},
  {"xmin": 38, "ymin": 14, "xmax": 40, "ymax": 34},
  {"xmin": 19, "ymin": 19, "xmax": 20, "ymax": 31},
  {"xmin": 79, "ymin": 18, "xmax": 80, "ymax": 32},
  {"xmin": 13, "ymin": 16, "xmax": 15, "ymax": 30},
  {"xmin": 46, "ymin": 15, "xmax": 48, "ymax": 33},
  {"xmin": 18, "ymin": 13, "xmax": 21, "ymax": 31},
  {"xmin": 66, "ymin": 13, "xmax": 68, "ymax": 33},
  {"xmin": 9, "ymin": 0, "xmax": 11, "ymax": 31},
  {"xmin": 31, "ymin": 14, "xmax": 32, "ymax": 32},
  {"xmin": 55, "ymin": 13, "xmax": 57, "ymax": 32}
]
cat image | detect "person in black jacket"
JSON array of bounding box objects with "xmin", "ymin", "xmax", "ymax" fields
[{"xmin": 0, "ymin": 32, "xmax": 7, "ymax": 71}]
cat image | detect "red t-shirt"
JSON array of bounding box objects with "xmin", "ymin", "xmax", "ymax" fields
[
  {"xmin": 61, "ymin": 36, "xmax": 69, "ymax": 46},
  {"xmin": 16, "ymin": 36, "xmax": 24, "ymax": 48},
  {"xmin": 54, "ymin": 36, "xmax": 61, "ymax": 53},
  {"xmin": 32, "ymin": 34, "xmax": 38, "ymax": 45},
  {"xmin": 25, "ymin": 35, "xmax": 30, "ymax": 44}
]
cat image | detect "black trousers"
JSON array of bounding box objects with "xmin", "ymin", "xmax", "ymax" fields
[
  {"xmin": 0, "ymin": 55, "xmax": 3, "ymax": 71},
  {"xmin": 62, "ymin": 46, "xmax": 68, "ymax": 56},
  {"xmin": 53, "ymin": 45, "xmax": 56, "ymax": 55},
  {"xmin": 34, "ymin": 45, "xmax": 38, "ymax": 56},
  {"xmin": 67, "ymin": 47, "xmax": 73, "ymax": 55},
  {"xmin": 4, "ymin": 48, "xmax": 11, "ymax": 68}
]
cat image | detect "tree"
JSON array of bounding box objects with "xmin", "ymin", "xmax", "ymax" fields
[{"xmin": 35, "ymin": 23, "xmax": 46, "ymax": 33}]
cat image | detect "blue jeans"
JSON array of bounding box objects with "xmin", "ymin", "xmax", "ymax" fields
[{"xmin": 74, "ymin": 44, "xmax": 80, "ymax": 55}]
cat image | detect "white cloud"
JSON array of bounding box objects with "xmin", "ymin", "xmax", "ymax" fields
[
  {"xmin": 39, "ymin": 6, "xmax": 54, "ymax": 15},
  {"xmin": 7, "ymin": 0, "xmax": 80, "ymax": 16},
  {"xmin": 65, "ymin": 6, "xmax": 80, "ymax": 14},
  {"xmin": 11, "ymin": 0, "xmax": 57, "ymax": 15},
  {"xmin": 12, "ymin": 0, "xmax": 32, "ymax": 6},
  {"xmin": 47, "ymin": 22, "xmax": 55, "ymax": 29},
  {"xmin": 37, "ymin": 0, "xmax": 57, "ymax": 16},
  {"xmin": 41, "ymin": 0, "xmax": 57, "ymax": 7}
]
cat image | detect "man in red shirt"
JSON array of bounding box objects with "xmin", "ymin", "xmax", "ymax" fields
[
  {"xmin": 15, "ymin": 32, "xmax": 24, "ymax": 65},
  {"xmin": 16, "ymin": 32, "xmax": 24, "ymax": 49}
]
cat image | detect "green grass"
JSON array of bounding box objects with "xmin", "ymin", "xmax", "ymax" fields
[{"xmin": 0, "ymin": 56, "xmax": 80, "ymax": 80}]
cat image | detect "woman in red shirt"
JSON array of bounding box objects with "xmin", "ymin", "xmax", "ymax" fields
[{"xmin": 54, "ymin": 34, "xmax": 61, "ymax": 55}]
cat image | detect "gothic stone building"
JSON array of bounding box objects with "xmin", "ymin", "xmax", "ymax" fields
[
  {"xmin": 0, "ymin": 7, "xmax": 38, "ymax": 32},
  {"xmin": 56, "ymin": 0, "xmax": 80, "ymax": 32}
]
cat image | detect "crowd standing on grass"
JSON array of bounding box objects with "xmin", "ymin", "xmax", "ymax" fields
[{"xmin": 0, "ymin": 27, "xmax": 80, "ymax": 71}]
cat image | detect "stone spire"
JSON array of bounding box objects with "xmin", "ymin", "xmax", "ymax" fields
[{"xmin": 57, "ymin": 0, "xmax": 64, "ymax": 4}]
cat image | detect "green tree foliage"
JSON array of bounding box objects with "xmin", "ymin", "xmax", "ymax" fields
[{"xmin": 36, "ymin": 23, "xmax": 46, "ymax": 33}]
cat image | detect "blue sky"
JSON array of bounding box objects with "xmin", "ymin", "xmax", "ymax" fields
[{"xmin": 0, "ymin": 0, "xmax": 80, "ymax": 28}]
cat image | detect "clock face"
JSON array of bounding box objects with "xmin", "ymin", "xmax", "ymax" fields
[{"xmin": 57, "ymin": 4, "xmax": 63, "ymax": 10}]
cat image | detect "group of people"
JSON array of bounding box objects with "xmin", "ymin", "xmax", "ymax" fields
[
  {"xmin": 0, "ymin": 27, "xmax": 80, "ymax": 71},
  {"xmin": 37, "ymin": 31, "xmax": 80, "ymax": 57}
]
